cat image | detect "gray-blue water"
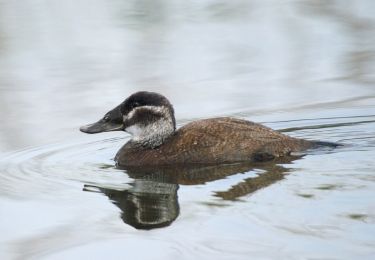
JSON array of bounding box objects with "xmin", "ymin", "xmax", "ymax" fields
[{"xmin": 0, "ymin": 1, "xmax": 374, "ymax": 259}]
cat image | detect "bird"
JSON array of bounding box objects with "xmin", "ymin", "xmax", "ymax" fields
[{"xmin": 80, "ymin": 91, "xmax": 334, "ymax": 167}]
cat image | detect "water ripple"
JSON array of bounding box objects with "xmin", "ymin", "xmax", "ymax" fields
[{"xmin": 0, "ymin": 137, "xmax": 131, "ymax": 198}]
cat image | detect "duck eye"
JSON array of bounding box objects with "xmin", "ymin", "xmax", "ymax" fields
[
  {"xmin": 103, "ymin": 115, "xmax": 110, "ymax": 122},
  {"xmin": 132, "ymin": 102, "xmax": 140, "ymax": 108}
]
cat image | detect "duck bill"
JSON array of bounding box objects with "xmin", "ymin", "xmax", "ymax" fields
[
  {"xmin": 80, "ymin": 103, "xmax": 125, "ymax": 134},
  {"xmin": 80, "ymin": 120, "xmax": 124, "ymax": 134}
]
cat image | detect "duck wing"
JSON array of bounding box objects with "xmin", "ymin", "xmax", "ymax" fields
[{"xmin": 161, "ymin": 117, "xmax": 310, "ymax": 164}]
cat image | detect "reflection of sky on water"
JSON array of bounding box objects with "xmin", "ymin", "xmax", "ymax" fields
[{"xmin": 0, "ymin": 1, "xmax": 374, "ymax": 152}]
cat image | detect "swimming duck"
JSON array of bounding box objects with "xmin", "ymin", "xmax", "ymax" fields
[{"xmin": 80, "ymin": 91, "xmax": 323, "ymax": 167}]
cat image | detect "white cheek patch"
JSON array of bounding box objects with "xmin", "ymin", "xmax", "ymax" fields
[
  {"xmin": 123, "ymin": 105, "xmax": 164, "ymax": 122},
  {"xmin": 125, "ymin": 125, "xmax": 144, "ymax": 139},
  {"xmin": 123, "ymin": 105, "xmax": 174, "ymax": 147}
]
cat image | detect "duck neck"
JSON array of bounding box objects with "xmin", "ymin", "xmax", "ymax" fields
[{"xmin": 128, "ymin": 118, "xmax": 175, "ymax": 149}]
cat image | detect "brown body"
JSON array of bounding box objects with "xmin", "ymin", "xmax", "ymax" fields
[{"xmin": 115, "ymin": 117, "xmax": 314, "ymax": 167}]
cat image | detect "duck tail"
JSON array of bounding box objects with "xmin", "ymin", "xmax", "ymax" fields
[{"xmin": 311, "ymin": 141, "xmax": 342, "ymax": 148}]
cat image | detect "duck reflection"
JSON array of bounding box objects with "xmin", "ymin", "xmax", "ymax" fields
[
  {"xmin": 84, "ymin": 180, "xmax": 179, "ymax": 230},
  {"xmin": 84, "ymin": 157, "xmax": 300, "ymax": 230}
]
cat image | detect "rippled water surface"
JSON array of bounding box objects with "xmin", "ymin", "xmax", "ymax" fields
[{"xmin": 1, "ymin": 1, "xmax": 375, "ymax": 259}]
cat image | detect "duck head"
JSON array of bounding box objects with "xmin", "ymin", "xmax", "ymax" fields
[{"xmin": 80, "ymin": 91, "xmax": 176, "ymax": 148}]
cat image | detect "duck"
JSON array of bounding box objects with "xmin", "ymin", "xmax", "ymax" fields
[{"xmin": 80, "ymin": 91, "xmax": 331, "ymax": 167}]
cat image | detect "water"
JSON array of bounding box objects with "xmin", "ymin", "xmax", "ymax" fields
[{"xmin": 0, "ymin": 1, "xmax": 375, "ymax": 259}]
